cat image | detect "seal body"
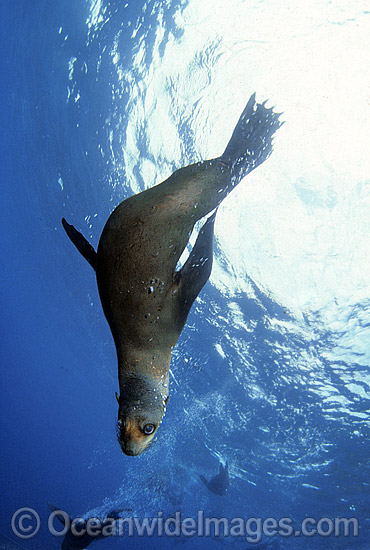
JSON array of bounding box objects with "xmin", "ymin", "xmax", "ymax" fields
[
  {"xmin": 62, "ymin": 94, "xmax": 282, "ymax": 455},
  {"xmin": 96, "ymin": 164, "xmax": 223, "ymax": 372},
  {"xmin": 48, "ymin": 504, "xmax": 127, "ymax": 549}
]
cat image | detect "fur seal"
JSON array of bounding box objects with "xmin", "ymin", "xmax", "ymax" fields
[
  {"xmin": 62, "ymin": 93, "xmax": 282, "ymax": 456},
  {"xmin": 200, "ymin": 462, "xmax": 230, "ymax": 496},
  {"xmin": 48, "ymin": 504, "xmax": 129, "ymax": 549}
]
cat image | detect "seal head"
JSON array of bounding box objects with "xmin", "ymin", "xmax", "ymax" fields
[{"xmin": 116, "ymin": 374, "xmax": 168, "ymax": 456}]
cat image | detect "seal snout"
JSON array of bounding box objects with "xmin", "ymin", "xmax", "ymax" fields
[{"xmin": 121, "ymin": 444, "xmax": 140, "ymax": 457}]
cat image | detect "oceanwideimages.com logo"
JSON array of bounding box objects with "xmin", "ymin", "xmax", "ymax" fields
[{"xmin": 11, "ymin": 508, "xmax": 359, "ymax": 543}]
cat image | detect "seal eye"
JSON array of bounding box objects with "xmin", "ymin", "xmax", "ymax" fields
[{"xmin": 143, "ymin": 424, "xmax": 155, "ymax": 436}]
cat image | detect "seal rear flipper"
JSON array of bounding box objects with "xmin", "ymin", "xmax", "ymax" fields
[
  {"xmin": 221, "ymin": 93, "xmax": 283, "ymax": 183},
  {"xmin": 174, "ymin": 212, "xmax": 216, "ymax": 327},
  {"xmin": 62, "ymin": 218, "xmax": 97, "ymax": 271}
]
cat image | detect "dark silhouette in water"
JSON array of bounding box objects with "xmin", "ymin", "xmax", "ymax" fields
[
  {"xmin": 62, "ymin": 93, "xmax": 282, "ymax": 456},
  {"xmin": 200, "ymin": 462, "xmax": 230, "ymax": 496},
  {"xmin": 48, "ymin": 504, "xmax": 130, "ymax": 549}
]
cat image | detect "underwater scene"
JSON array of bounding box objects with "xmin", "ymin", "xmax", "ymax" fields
[{"xmin": 1, "ymin": 0, "xmax": 370, "ymax": 549}]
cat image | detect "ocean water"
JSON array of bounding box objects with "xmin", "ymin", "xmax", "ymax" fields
[{"xmin": 1, "ymin": 0, "xmax": 370, "ymax": 549}]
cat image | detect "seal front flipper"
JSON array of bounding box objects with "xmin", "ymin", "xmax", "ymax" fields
[
  {"xmin": 174, "ymin": 212, "xmax": 216, "ymax": 328},
  {"xmin": 199, "ymin": 475, "xmax": 210, "ymax": 490},
  {"xmin": 47, "ymin": 503, "xmax": 71, "ymax": 526},
  {"xmin": 62, "ymin": 218, "xmax": 97, "ymax": 271},
  {"xmin": 106, "ymin": 508, "xmax": 133, "ymax": 520}
]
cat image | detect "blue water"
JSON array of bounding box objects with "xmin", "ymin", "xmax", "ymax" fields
[{"xmin": 2, "ymin": 0, "xmax": 370, "ymax": 549}]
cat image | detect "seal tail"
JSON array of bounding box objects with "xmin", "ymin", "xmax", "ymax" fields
[
  {"xmin": 62, "ymin": 218, "xmax": 97, "ymax": 271},
  {"xmin": 221, "ymin": 93, "xmax": 283, "ymax": 184}
]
